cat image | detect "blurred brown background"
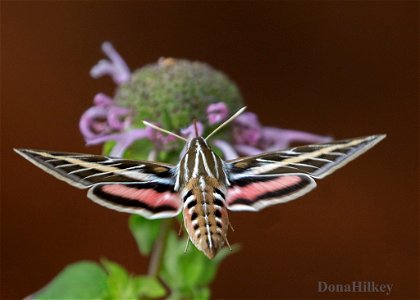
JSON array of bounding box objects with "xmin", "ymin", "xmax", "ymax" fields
[{"xmin": 1, "ymin": 2, "xmax": 418, "ymax": 299}]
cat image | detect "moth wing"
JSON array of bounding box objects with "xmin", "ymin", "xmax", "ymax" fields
[
  {"xmin": 225, "ymin": 134, "xmax": 385, "ymax": 211},
  {"xmin": 15, "ymin": 149, "xmax": 181, "ymax": 218},
  {"xmin": 88, "ymin": 182, "xmax": 181, "ymax": 219},
  {"xmin": 226, "ymin": 174, "xmax": 316, "ymax": 211},
  {"xmin": 227, "ymin": 134, "xmax": 385, "ymax": 179},
  {"xmin": 14, "ymin": 148, "xmax": 175, "ymax": 188}
]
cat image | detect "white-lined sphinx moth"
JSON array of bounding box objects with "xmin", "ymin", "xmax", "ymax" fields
[{"xmin": 15, "ymin": 108, "xmax": 385, "ymax": 258}]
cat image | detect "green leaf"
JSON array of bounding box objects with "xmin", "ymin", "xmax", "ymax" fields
[
  {"xmin": 135, "ymin": 276, "xmax": 166, "ymax": 299},
  {"xmin": 103, "ymin": 138, "xmax": 153, "ymax": 160},
  {"xmin": 102, "ymin": 259, "xmax": 162, "ymax": 300},
  {"xmin": 123, "ymin": 139, "xmax": 153, "ymax": 160},
  {"xmin": 157, "ymin": 148, "xmax": 182, "ymax": 165},
  {"xmin": 101, "ymin": 259, "xmax": 133, "ymax": 299},
  {"xmin": 167, "ymin": 286, "xmax": 210, "ymax": 300},
  {"xmin": 198, "ymin": 245, "xmax": 240, "ymax": 285},
  {"xmin": 192, "ymin": 286, "xmax": 210, "ymax": 300},
  {"xmin": 160, "ymin": 232, "xmax": 185, "ymax": 289},
  {"xmin": 103, "ymin": 141, "xmax": 117, "ymax": 156},
  {"xmin": 178, "ymin": 244, "xmax": 208, "ymax": 287},
  {"xmin": 161, "ymin": 107, "xmax": 174, "ymax": 130},
  {"xmin": 33, "ymin": 261, "xmax": 108, "ymax": 299},
  {"xmin": 160, "ymin": 232, "xmax": 239, "ymax": 293},
  {"xmin": 101, "ymin": 259, "xmax": 167, "ymax": 299},
  {"xmin": 129, "ymin": 214, "xmax": 162, "ymax": 256}
]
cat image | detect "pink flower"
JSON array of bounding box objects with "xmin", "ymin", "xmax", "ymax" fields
[
  {"xmin": 81, "ymin": 43, "xmax": 180, "ymax": 158},
  {"xmin": 179, "ymin": 117, "xmax": 239, "ymax": 160},
  {"xmin": 90, "ymin": 42, "xmax": 131, "ymax": 85},
  {"xmin": 211, "ymin": 139, "xmax": 238, "ymax": 160},
  {"xmin": 207, "ymin": 102, "xmax": 229, "ymax": 125},
  {"xmin": 85, "ymin": 124, "xmax": 175, "ymax": 158},
  {"xmin": 145, "ymin": 124, "xmax": 177, "ymax": 150},
  {"xmin": 79, "ymin": 93, "xmax": 132, "ymax": 143},
  {"xmin": 181, "ymin": 122, "xmax": 204, "ymax": 139},
  {"xmin": 81, "ymin": 43, "xmax": 332, "ymax": 161},
  {"xmin": 233, "ymin": 112, "xmax": 332, "ymax": 156},
  {"xmin": 86, "ymin": 129, "xmax": 149, "ymax": 157}
]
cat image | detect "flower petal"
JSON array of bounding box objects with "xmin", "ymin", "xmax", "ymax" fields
[
  {"xmin": 233, "ymin": 112, "xmax": 262, "ymax": 146},
  {"xmin": 93, "ymin": 93, "xmax": 114, "ymax": 107},
  {"xmin": 145, "ymin": 124, "xmax": 177, "ymax": 149},
  {"xmin": 207, "ymin": 102, "xmax": 229, "ymax": 125},
  {"xmin": 261, "ymin": 127, "xmax": 332, "ymax": 151},
  {"xmin": 233, "ymin": 111, "xmax": 332, "ymax": 155},
  {"xmin": 90, "ymin": 42, "xmax": 131, "ymax": 85},
  {"xmin": 79, "ymin": 93, "xmax": 132, "ymax": 142},
  {"xmin": 79, "ymin": 106, "xmax": 110, "ymax": 141},
  {"xmin": 107, "ymin": 106, "xmax": 132, "ymax": 130},
  {"xmin": 212, "ymin": 139, "xmax": 238, "ymax": 160},
  {"xmin": 233, "ymin": 144, "xmax": 263, "ymax": 156},
  {"xmin": 86, "ymin": 129, "xmax": 150, "ymax": 157},
  {"xmin": 181, "ymin": 121, "xmax": 204, "ymax": 139}
]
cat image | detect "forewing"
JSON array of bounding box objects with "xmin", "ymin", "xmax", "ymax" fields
[
  {"xmin": 225, "ymin": 134, "xmax": 385, "ymax": 211},
  {"xmin": 228, "ymin": 135, "xmax": 385, "ymax": 179},
  {"xmin": 14, "ymin": 149, "xmax": 175, "ymax": 188}
]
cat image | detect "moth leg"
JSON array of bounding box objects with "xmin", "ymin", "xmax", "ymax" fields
[
  {"xmin": 229, "ymin": 222, "xmax": 235, "ymax": 232},
  {"xmin": 223, "ymin": 236, "xmax": 232, "ymax": 251},
  {"xmin": 184, "ymin": 238, "xmax": 190, "ymax": 253},
  {"xmin": 178, "ymin": 222, "xmax": 184, "ymax": 236}
]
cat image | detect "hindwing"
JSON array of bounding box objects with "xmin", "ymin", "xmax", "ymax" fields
[
  {"xmin": 89, "ymin": 182, "xmax": 181, "ymax": 219},
  {"xmin": 226, "ymin": 174, "xmax": 316, "ymax": 211}
]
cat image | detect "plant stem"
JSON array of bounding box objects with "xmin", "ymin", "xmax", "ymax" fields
[{"xmin": 148, "ymin": 218, "xmax": 172, "ymax": 277}]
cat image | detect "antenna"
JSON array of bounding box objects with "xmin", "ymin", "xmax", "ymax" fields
[
  {"xmin": 143, "ymin": 121, "xmax": 188, "ymax": 142},
  {"xmin": 205, "ymin": 106, "xmax": 247, "ymax": 141}
]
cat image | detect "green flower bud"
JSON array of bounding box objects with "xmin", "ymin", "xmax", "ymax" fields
[{"xmin": 115, "ymin": 58, "xmax": 244, "ymax": 131}]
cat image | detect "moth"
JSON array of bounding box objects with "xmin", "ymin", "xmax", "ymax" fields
[{"xmin": 15, "ymin": 107, "xmax": 385, "ymax": 258}]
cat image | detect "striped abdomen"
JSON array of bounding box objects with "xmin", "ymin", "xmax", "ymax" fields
[
  {"xmin": 182, "ymin": 176, "xmax": 229, "ymax": 258},
  {"xmin": 177, "ymin": 137, "xmax": 230, "ymax": 258}
]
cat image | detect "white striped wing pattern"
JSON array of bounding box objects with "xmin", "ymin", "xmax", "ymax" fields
[{"xmin": 15, "ymin": 134, "xmax": 385, "ymax": 256}]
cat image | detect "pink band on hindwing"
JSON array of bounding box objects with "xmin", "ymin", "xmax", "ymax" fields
[
  {"xmin": 101, "ymin": 184, "xmax": 179, "ymax": 209},
  {"xmin": 227, "ymin": 175, "xmax": 302, "ymax": 204}
]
